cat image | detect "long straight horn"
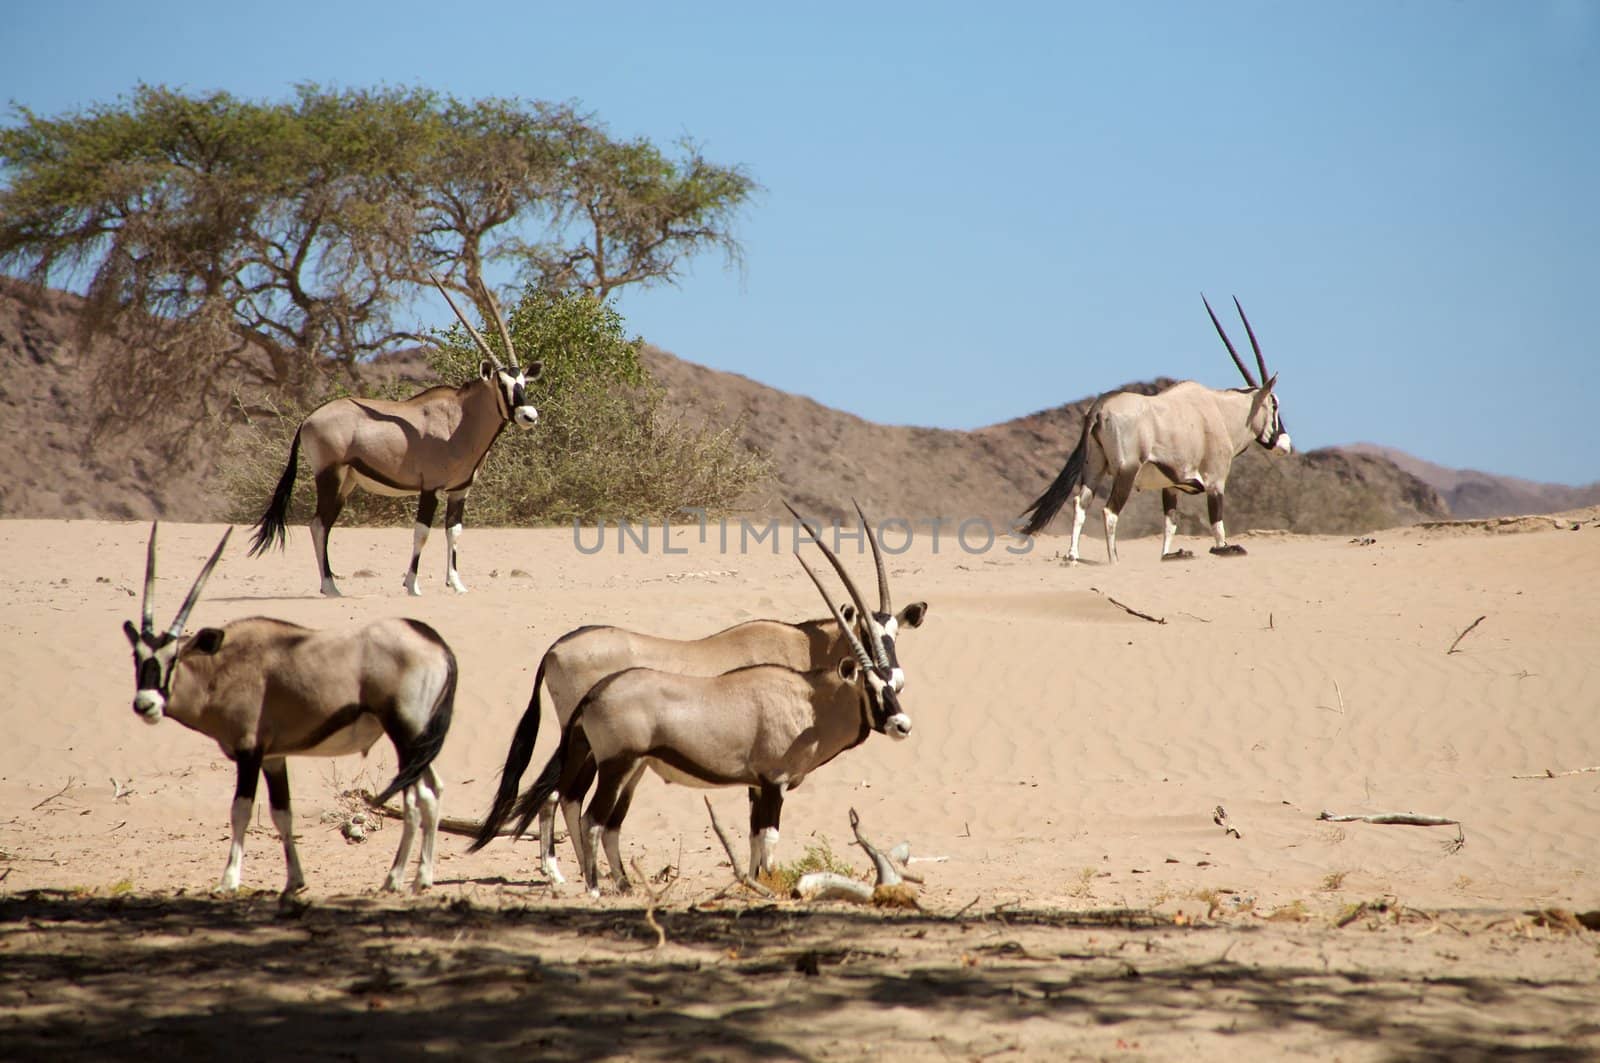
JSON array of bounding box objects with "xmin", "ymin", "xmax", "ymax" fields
[
  {"xmin": 476, "ymin": 275, "xmax": 520, "ymax": 371},
  {"xmin": 430, "ymin": 273, "xmax": 503, "ymax": 369},
  {"xmin": 166, "ymin": 528, "xmax": 232, "ymax": 638},
  {"xmin": 851, "ymin": 498, "xmax": 891, "ymax": 615},
  {"xmin": 783, "ymin": 501, "xmax": 888, "ymax": 665},
  {"xmin": 794, "ymin": 552, "xmax": 874, "ymax": 671},
  {"xmin": 1232, "ymin": 296, "xmax": 1268, "ymax": 385},
  {"xmin": 141, "ymin": 521, "xmax": 159, "ymax": 633},
  {"xmin": 1203, "ymin": 293, "xmax": 1257, "ymax": 388}
]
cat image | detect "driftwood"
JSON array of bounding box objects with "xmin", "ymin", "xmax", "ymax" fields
[
  {"xmin": 795, "ymin": 808, "xmax": 921, "ymax": 909},
  {"xmin": 703, "ymin": 797, "xmax": 774, "ymax": 898},
  {"xmin": 1446, "ymin": 615, "xmax": 1487, "ymax": 655},
  {"xmin": 1318, "ymin": 810, "xmax": 1465, "ymax": 853},
  {"xmin": 363, "ymin": 794, "xmax": 499, "ymax": 839},
  {"xmin": 1512, "ymin": 765, "xmax": 1600, "ymax": 781}
]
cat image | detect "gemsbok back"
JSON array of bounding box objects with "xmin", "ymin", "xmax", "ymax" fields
[
  {"xmin": 123, "ymin": 523, "xmax": 458, "ymax": 893},
  {"xmin": 469, "ymin": 502, "xmax": 927, "ymax": 884},
  {"xmin": 1018, "ymin": 295, "xmax": 1291, "ymax": 562},
  {"xmin": 248, "ymin": 275, "xmax": 542, "ymax": 596},
  {"xmin": 520, "ymin": 544, "xmax": 914, "ymax": 896}
]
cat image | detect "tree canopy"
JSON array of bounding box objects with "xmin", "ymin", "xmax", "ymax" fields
[{"xmin": 0, "ymin": 84, "xmax": 756, "ymax": 434}]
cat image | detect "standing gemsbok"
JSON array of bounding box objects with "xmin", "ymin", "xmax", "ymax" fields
[
  {"xmin": 524, "ymin": 542, "xmax": 914, "ymax": 896},
  {"xmin": 248, "ymin": 275, "xmax": 542, "ymax": 596},
  {"xmin": 469, "ymin": 502, "xmax": 927, "ymax": 884},
  {"xmin": 123, "ymin": 523, "xmax": 458, "ymax": 893},
  {"xmin": 1017, "ymin": 295, "xmax": 1291, "ymax": 563}
]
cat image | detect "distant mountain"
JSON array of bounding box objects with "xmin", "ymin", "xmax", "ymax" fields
[
  {"xmin": 0, "ymin": 277, "xmax": 1476, "ymax": 535},
  {"xmin": 1341, "ymin": 443, "xmax": 1600, "ymax": 520}
]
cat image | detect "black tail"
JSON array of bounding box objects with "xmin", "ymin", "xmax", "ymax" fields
[
  {"xmin": 1017, "ymin": 402, "xmax": 1098, "ymax": 536},
  {"xmin": 468, "ymin": 655, "xmax": 550, "ymax": 852},
  {"xmin": 248, "ymin": 427, "xmax": 301, "ymax": 557},
  {"xmin": 373, "ymin": 630, "xmax": 457, "ymax": 806}
]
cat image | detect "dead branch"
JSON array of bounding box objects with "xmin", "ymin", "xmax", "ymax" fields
[
  {"xmin": 629, "ymin": 857, "xmax": 676, "ymax": 948},
  {"xmin": 362, "ymin": 793, "xmax": 504, "ymax": 839},
  {"xmin": 1091, "ymin": 587, "xmax": 1166, "ymax": 624},
  {"xmin": 703, "ymin": 797, "xmax": 774, "ymax": 898},
  {"xmin": 1512, "ymin": 765, "xmax": 1600, "ymax": 780},
  {"xmin": 1446, "ymin": 615, "xmax": 1487, "ymax": 655},
  {"xmin": 1213, "ymin": 805, "xmax": 1241, "ymax": 839},
  {"xmin": 32, "ymin": 777, "xmax": 76, "ymax": 811},
  {"xmin": 1318, "ymin": 810, "xmax": 1465, "ymax": 853}
]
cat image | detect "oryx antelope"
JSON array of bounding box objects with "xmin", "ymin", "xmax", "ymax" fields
[
  {"xmin": 1017, "ymin": 295, "xmax": 1291, "ymax": 562},
  {"xmin": 248, "ymin": 275, "xmax": 542, "ymax": 597},
  {"xmin": 123, "ymin": 523, "xmax": 458, "ymax": 893},
  {"xmin": 469, "ymin": 502, "xmax": 928, "ymax": 885},
  {"xmin": 523, "ymin": 545, "xmax": 913, "ymax": 896}
]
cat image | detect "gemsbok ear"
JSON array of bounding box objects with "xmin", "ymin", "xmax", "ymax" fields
[
  {"xmin": 1260, "ymin": 372, "xmax": 1279, "ymax": 396},
  {"xmin": 123, "ymin": 620, "xmax": 140, "ymax": 646},
  {"xmin": 897, "ymin": 601, "xmax": 929, "ymax": 628},
  {"xmin": 837, "ymin": 657, "xmax": 859, "ymax": 682},
  {"xmin": 480, "ymin": 360, "xmax": 496, "ymax": 381},
  {"xmin": 840, "ymin": 603, "xmax": 857, "ymax": 625},
  {"xmin": 189, "ymin": 628, "xmax": 226, "ymax": 655},
  {"xmin": 524, "ymin": 361, "xmax": 544, "ymax": 381}
]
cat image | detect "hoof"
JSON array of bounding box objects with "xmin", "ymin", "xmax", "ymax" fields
[
  {"xmin": 1161, "ymin": 549, "xmax": 1195, "ymax": 562},
  {"xmin": 1209, "ymin": 544, "xmax": 1248, "ymax": 557}
]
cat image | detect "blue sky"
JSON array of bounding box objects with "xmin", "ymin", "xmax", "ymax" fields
[{"xmin": 5, "ymin": 1, "xmax": 1596, "ymax": 484}]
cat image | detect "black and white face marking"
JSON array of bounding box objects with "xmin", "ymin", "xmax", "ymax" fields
[
  {"xmin": 1257, "ymin": 393, "xmax": 1291, "ymax": 453},
  {"xmin": 480, "ymin": 360, "xmax": 541, "ymax": 428},
  {"xmin": 860, "ymin": 600, "xmax": 928, "ymax": 693},
  {"xmin": 122, "ymin": 623, "xmax": 180, "ymax": 723},
  {"xmin": 864, "ymin": 664, "xmax": 912, "ymax": 739}
]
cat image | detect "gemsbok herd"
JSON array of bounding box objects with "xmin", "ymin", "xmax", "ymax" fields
[{"xmin": 119, "ymin": 290, "xmax": 1291, "ymax": 895}]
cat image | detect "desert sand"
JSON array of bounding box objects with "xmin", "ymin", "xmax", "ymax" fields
[{"xmin": 2, "ymin": 512, "xmax": 1598, "ymax": 1060}]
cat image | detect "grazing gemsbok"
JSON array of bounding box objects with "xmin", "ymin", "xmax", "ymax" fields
[
  {"xmin": 524, "ymin": 544, "xmax": 913, "ymax": 896},
  {"xmin": 1017, "ymin": 295, "xmax": 1291, "ymax": 563},
  {"xmin": 123, "ymin": 523, "xmax": 458, "ymax": 893},
  {"xmin": 248, "ymin": 275, "xmax": 542, "ymax": 597},
  {"xmin": 469, "ymin": 502, "xmax": 927, "ymax": 884}
]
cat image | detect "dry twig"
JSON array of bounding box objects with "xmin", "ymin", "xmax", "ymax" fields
[
  {"xmin": 1091, "ymin": 587, "xmax": 1165, "ymax": 625},
  {"xmin": 629, "ymin": 857, "xmax": 676, "ymax": 948},
  {"xmin": 1318, "ymin": 810, "xmax": 1465, "ymax": 853},
  {"xmin": 1446, "ymin": 615, "xmax": 1487, "ymax": 655},
  {"xmin": 704, "ymin": 797, "xmax": 774, "ymax": 898},
  {"xmin": 1512, "ymin": 765, "xmax": 1600, "ymax": 781},
  {"xmin": 32, "ymin": 777, "xmax": 76, "ymax": 811}
]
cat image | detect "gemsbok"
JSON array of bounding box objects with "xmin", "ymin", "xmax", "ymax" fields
[
  {"xmin": 248, "ymin": 275, "xmax": 542, "ymax": 596},
  {"xmin": 524, "ymin": 545, "xmax": 913, "ymax": 896},
  {"xmin": 1018, "ymin": 295, "xmax": 1291, "ymax": 562},
  {"xmin": 469, "ymin": 502, "xmax": 927, "ymax": 884},
  {"xmin": 123, "ymin": 523, "xmax": 458, "ymax": 893}
]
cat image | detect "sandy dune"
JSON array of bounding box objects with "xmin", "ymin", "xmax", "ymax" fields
[{"xmin": 2, "ymin": 512, "xmax": 1598, "ymax": 1058}]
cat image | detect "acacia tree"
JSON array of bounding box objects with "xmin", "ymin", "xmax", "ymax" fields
[{"xmin": 0, "ymin": 84, "xmax": 757, "ymax": 440}]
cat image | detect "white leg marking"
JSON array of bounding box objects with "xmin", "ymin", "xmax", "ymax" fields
[
  {"xmin": 1068, "ymin": 484, "xmax": 1091, "ymax": 563},
  {"xmin": 758, "ymin": 827, "xmax": 780, "ymax": 877},
  {"xmin": 271, "ymin": 805, "xmax": 306, "ymax": 894},
  {"xmin": 539, "ymin": 794, "xmax": 566, "ymax": 884},
  {"xmin": 1162, "ymin": 510, "xmax": 1178, "ymax": 555},
  {"xmin": 413, "ymin": 768, "xmax": 441, "ymax": 892},
  {"xmin": 403, "ymin": 521, "xmax": 429, "ymax": 597},
  {"xmin": 1104, "ymin": 509, "xmax": 1120, "ymax": 564},
  {"xmin": 446, "ymin": 522, "xmax": 467, "ymax": 593},
  {"xmin": 1211, "ymin": 519, "xmax": 1227, "ymax": 548},
  {"xmin": 384, "ymin": 784, "xmax": 420, "ymax": 892},
  {"xmin": 220, "ymin": 795, "xmax": 252, "ymax": 892}
]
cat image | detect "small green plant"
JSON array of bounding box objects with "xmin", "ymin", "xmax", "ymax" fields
[
  {"xmin": 1066, "ymin": 866, "xmax": 1097, "ymax": 899},
  {"xmin": 1320, "ymin": 870, "xmax": 1349, "ymax": 891},
  {"xmin": 760, "ymin": 837, "xmax": 858, "ymax": 896},
  {"xmin": 108, "ymin": 878, "xmax": 135, "ymax": 896}
]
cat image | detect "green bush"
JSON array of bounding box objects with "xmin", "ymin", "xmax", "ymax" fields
[{"xmin": 221, "ymin": 286, "xmax": 770, "ymax": 528}]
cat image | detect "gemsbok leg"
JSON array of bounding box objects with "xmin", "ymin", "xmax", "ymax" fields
[{"xmin": 404, "ymin": 490, "xmax": 439, "ymax": 597}]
